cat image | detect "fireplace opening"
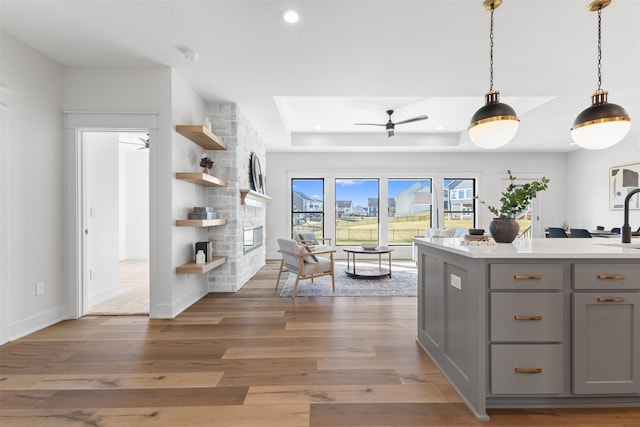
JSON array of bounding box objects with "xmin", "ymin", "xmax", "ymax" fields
[{"xmin": 244, "ymin": 226, "xmax": 263, "ymax": 253}]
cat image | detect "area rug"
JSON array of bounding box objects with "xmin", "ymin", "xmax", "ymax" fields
[{"xmin": 279, "ymin": 268, "xmax": 417, "ymax": 298}]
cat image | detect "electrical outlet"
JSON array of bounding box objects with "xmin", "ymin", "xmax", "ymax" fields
[{"xmin": 36, "ymin": 282, "xmax": 45, "ymax": 296}]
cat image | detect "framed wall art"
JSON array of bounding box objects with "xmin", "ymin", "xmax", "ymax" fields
[{"xmin": 610, "ymin": 163, "xmax": 640, "ymax": 210}]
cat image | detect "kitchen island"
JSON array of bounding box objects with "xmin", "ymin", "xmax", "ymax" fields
[{"xmin": 413, "ymin": 237, "xmax": 640, "ymax": 421}]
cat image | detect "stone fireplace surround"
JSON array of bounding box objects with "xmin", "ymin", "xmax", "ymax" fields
[{"xmin": 204, "ymin": 103, "xmax": 267, "ymax": 292}]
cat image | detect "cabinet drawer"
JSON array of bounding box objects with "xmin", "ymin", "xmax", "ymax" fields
[
  {"xmin": 490, "ymin": 264, "xmax": 563, "ymax": 290},
  {"xmin": 491, "ymin": 293, "xmax": 563, "ymax": 342},
  {"xmin": 573, "ymin": 264, "xmax": 640, "ymax": 290},
  {"xmin": 491, "ymin": 344, "xmax": 563, "ymax": 394}
]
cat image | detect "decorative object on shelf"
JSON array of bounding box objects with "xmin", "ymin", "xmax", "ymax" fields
[
  {"xmin": 476, "ymin": 170, "xmax": 550, "ymax": 243},
  {"xmin": 571, "ymin": 0, "xmax": 631, "ymax": 150},
  {"xmin": 195, "ymin": 250, "xmax": 206, "ymax": 264},
  {"xmin": 609, "ymin": 163, "xmax": 640, "ymax": 210},
  {"xmin": 195, "ymin": 241, "xmax": 213, "ymax": 262},
  {"xmin": 203, "ymin": 117, "xmax": 212, "ymax": 131},
  {"xmin": 249, "ymin": 152, "xmax": 263, "ymax": 193},
  {"xmin": 188, "ymin": 206, "xmax": 216, "ymax": 220},
  {"xmin": 200, "ymin": 153, "xmax": 213, "ymax": 174},
  {"xmin": 468, "ymin": 0, "xmax": 519, "ymax": 150}
]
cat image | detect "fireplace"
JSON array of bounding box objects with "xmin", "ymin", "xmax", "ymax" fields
[{"xmin": 243, "ymin": 226, "xmax": 263, "ymax": 253}]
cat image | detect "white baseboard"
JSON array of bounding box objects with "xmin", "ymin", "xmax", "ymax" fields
[{"xmin": 9, "ymin": 305, "xmax": 67, "ymax": 342}]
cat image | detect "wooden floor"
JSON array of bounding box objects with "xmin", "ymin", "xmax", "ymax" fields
[{"xmin": 1, "ymin": 261, "xmax": 638, "ymax": 426}]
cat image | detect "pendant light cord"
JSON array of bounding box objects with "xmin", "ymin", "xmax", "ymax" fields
[
  {"xmin": 489, "ymin": 6, "xmax": 495, "ymax": 91},
  {"xmin": 596, "ymin": 6, "xmax": 602, "ymax": 91}
]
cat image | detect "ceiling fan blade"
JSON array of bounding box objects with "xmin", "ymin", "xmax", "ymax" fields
[
  {"xmin": 394, "ymin": 115, "xmax": 429, "ymax": 125},
  {"xmin": 120, "ymin": 141, "xmax": 145, "ymax": 146},
  {"xmin": 354, "ymin": 123, "xmax": 387, "ymax": 126}
]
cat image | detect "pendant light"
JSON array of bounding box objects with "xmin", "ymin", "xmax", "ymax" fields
[
  {"xmin": 468, "ymin": 0, "xmax": 519, "ymax": 150},
  {"xmin": 571, "ymin": 0, "xmax": 631, "ymax": 150}
]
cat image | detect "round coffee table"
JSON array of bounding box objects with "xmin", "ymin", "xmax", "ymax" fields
[{"xmin": 343, "ymin": 246, "xmax": 395, "ymax": 279}]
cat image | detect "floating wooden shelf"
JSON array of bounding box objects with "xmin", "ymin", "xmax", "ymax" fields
[
  {"xmin": 176, "ymin": 255, "xmax": 227, "ymax": 274},
  {"xmin": 240, "ymin": 189, "xmax": 271, "ymax": 208},
  {"xmin": 176, "ymin": 125, "xmax": 226, "ymax": 150},
  {"xmin": 175, "ymin": 172, "xmax": 228, "ymax": 187},
  {"xmin": 175, "ymin": 218, "xmax": 228, "ymax": 227}
]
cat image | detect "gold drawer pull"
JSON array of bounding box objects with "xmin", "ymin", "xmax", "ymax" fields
[
  {"xmin": 514, "ymin": 315, "xmax": 543, "ymax": 321},
  {"xmin": 514, "ymin": 367, "xmax": 543, "ymax": 374},
  {"xmin": 597, "ymin": 274, "xmax": 625, "ymax": 280},
  {"xmin": 596, "ymin": 297, "xmax": 625, "ymax": 303},
  {"xmin": 514, "ymin": 274, "xmax": 542, "ymax": 280}
]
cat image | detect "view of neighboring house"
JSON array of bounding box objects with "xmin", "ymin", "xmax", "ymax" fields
[
  {"xmin": 292, "ymin": 190, "xmax": 323, "ymax": 212},
  {"xmin": 336, "ymin": 200, "xmax": 353, "ymax": 217},
  {"xmin": 352, "ymin": 205, "xmax": 368, "ymax": 216},
  {"xmin": 367, "ymin": 198, "xmax": 396, "ymax": 217},
  {"xmin": 444, "ymin": 180, "xmax": 474, "ymax": 219}
]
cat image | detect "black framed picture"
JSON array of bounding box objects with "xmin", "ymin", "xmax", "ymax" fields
[{"xmin": 610, "ymin": 163, "xmax": 640, "ymax": 210}]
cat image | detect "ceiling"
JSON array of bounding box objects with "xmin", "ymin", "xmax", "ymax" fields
[{"xmin": 1, "ymin": 0, "xmax": 638, "ymax": 153}]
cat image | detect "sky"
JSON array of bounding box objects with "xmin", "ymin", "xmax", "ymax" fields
[{"xmin": 293, "ymin": 179, "xmax": 432, "ymax": 208}]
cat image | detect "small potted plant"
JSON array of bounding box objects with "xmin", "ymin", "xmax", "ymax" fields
[
  {"xmin": 476, "ymin": 170, "xmax": 550, "ymax": 243},
  {"xmin": 200, "ymin": 153, "xmax": 213, "ymax": 174}
]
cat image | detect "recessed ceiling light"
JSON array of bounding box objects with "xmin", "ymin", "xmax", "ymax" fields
[
  {"xmin": 282, "ymin": 9, "xmax": 301, "ymax": 24},
  {"xmin": 436, "ymin": 126, "xmax": 444, "ymax": 131}
]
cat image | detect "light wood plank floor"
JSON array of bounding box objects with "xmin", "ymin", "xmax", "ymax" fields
[{"xmin": 1, "ymin": 261, "xmax": 638, "ymax": 426}]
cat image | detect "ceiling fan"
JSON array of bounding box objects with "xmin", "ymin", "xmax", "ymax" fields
[
  {"xmin": 354, "ymin": 109, "xmax": 429, "ymax": 137},
  {"xmin": 119, "ymin": 133, "xmax": 150, "ymax": 150}
]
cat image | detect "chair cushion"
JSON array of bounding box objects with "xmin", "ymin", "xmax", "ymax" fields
[{"xmin": 301, "ymin": 256, "xmax": 332, "ymax": 275}]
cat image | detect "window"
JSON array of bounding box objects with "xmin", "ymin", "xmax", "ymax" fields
[
  {"xmin": 443, "ymin": 178, "xmax": 476, "ymax": 228},
  {"xmin": 335, "ymin": 179, "xmax": 379, "ymax": 245},
  {"xmin": 291, "ymin": 179, "xmax": 325, "ymax": 241},
  {"xmin": 388, "ymin": 179, "xmax": 432, "ymax": 245}
]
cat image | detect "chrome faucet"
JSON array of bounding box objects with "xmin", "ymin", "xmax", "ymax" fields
[{"xmin": 622, "ymin": 188, "xmax": 640, "ymax": 243}]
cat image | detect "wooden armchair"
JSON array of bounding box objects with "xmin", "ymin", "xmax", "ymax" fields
[{"xmin": 276, "ymin": 238, "xmax": 336, "ymax": 299}]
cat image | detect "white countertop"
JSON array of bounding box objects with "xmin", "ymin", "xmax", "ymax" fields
[{"xmin": 413, "ymin": 237, "xmax": 640, "ymax": 259}]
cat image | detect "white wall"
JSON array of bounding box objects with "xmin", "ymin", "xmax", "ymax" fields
[
  {"xmin": 84, "ymin": 132, "xmax": 120, "ymax": 306},
  {"xmin": 123, "ymin": 149, "xmax": 149, "ymax": 259},
  {"xmin": 1, "ymin": 31, "xmax": 66, "ymax": 342},
  {"xmin": 265, "ymin": 152, "xmax": 568, "ymax": 259},
  {"xmin": 170, "ymin": 70, "xmax": 210, "ymax": 313},
  {"xmin": 567, "ymin": 137, "xmax": 640, "ymax": 230}
]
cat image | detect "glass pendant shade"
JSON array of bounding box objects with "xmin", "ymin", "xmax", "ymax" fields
[
  {"xmin": 469, "ymin": 90, "xmax": 519, "ymax": 149},
  {"xmin": 571, "ymin": 90, "xmax": 631, "ymax": 150}
]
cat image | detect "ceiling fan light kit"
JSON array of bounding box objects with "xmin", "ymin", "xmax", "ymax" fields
[
  {"xmin": 468, "ymin": 0, "xmax": 519, "ymax": 150},
  {"xmin": 570, "ymin": 0, "xmax": 631, "ymax": 150}
]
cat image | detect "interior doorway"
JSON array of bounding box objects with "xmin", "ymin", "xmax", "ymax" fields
[{"xmin": 82, "ymin": 131, "xmax": 150, "ymax": 315}]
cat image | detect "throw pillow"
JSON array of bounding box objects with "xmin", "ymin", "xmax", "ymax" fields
[{"xmin": 301, "ymin": 244, "xmax": 319, "ymax": 263}]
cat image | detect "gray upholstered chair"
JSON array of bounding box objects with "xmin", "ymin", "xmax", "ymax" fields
[
  {"xmin": 547, "ymin": 227, "xmax": 568, "ymax": 238},
  {"xmin": 276, "ymin": 238, "xmax": 335, "ymax": 299},
  {"xmin": 569, "ymin": 228, "xmax": 592, "ymax": 238}
]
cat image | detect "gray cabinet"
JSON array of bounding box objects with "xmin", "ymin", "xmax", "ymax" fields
[
  {"xmin": 415, "ymin": 240, "xmax": 640, "ymax": 421},
  {"xmin": 489, "ymin": 264, "xmax": 565, "ymax": 396},
  {"xmin": 491, "ymin": 344, "xmax": 563, "ymax": 394},
  {"xmin": 573, "ymin": 291, "xmax": 640, "ymax": 394}
]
